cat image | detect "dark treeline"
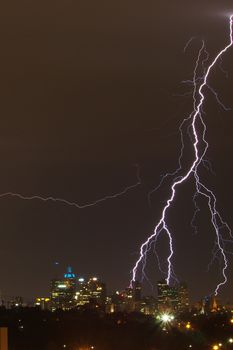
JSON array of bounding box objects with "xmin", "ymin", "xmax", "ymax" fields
[{"xmin": 0, "ymin": 307, "xmax": 233, "ymax": 350}]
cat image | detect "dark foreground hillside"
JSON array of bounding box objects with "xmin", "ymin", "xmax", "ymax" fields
[{"xmin": 0, "ymin": 308, "xmax": 233, "ymax": 350}]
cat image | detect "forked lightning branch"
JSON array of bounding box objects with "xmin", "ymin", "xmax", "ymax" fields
[{"xmin": 132, "ymin": 15, "xmax": 233, "ymax": 296}]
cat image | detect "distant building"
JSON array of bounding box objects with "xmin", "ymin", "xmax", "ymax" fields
[
  {"xmin": 107, "ymin": 283, "xmax": 143, "ymax": 313},
  {"xmin": 157, "ymin": 280, "xmax": 190, "ymax": 314},
  {"xmin": 87, "ymin": 277, "xmax": 106, "ymax": 306},
  {"xmin": 35, "ymin": 297, "xmax": 51, "ymax": 310},
  {"xmin": 132, "ymin": 281, "xmax": 142, "ymax": 302},
  {"xmin": 9, "ymin": 297, "xmax": 24, "ymax": 308},
  {"xmin": 50, "ymin": 267, "xmax": 107, "ymax": 311},
  {"xmin": 140, "ymin": 296, "xmax": 157, "ymax": 315},
  {"xmin": 105, "ymin": 296, "xmax": 115, "ymax": 313},
  {"xmin": 177, "ymin": 282, "xmax": 189, "ymax": 313},
  {"xmin": 75, "ymin": 277, "xmax": 106, "ymax": 309},
  {"xmin": 122, "ymin": 287, "xmax": 134, "ymax": 312},
  {"xmin": 202, "ymin": 295, "xmax": 220, "ymax": 314},
  {"xmin": 51, "ymin": 266, "xmax": 76, "ymax": 311},
  {"xmin": 106, "ymin": 291, "xmax": 123, "ymax": 313},
  {"xmin": 106, "ymin": 289, "xmax": 132, "ymax": 313},
  {"xmin": 75, "ymin": 278, "xmax": 91, "ymax": 306},
  {"xmin": 157, "ymin": 280, "xmax": 179, "ymax": 313}
]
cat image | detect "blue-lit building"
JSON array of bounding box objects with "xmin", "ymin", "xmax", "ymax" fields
[{"xmin": 51, "ymin": 266, "xmax": 77, "ymax": 311}]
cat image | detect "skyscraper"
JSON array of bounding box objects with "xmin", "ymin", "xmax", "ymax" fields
[
  {"xmin": 87, "ymin": 277, "xmax": 106, "ymax": 306},
  {"xmin": 75, "ymin": 277, "xmax": 106, "ymax": 308},
  {"xmin": 157, "ymin": 280, "xmax": 189, "ymax": 314},
  {"xmin": 75, "ymin": 278, "xmax": 91, "ymax": 306},
  {"xmin": 132, "ymin": 281, "xmax": 142, "ymax": 302},
  {"xmin": 51, "ymin": 266, "xmax": 76, "ymax": 311},
  {"xmin": 177, "ymin": 282, "xmax": 189, "ymax": 313},
  {"xmin": 157, "ymin": 280, "xmax": 179, "ymax": 313}
]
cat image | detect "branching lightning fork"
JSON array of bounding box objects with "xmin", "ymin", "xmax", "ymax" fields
[{"xmin": 132, "ymin": 15, "xmax": 233, "ymax": 295}]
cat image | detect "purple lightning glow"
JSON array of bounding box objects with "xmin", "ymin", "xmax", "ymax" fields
[
  {"xmin": 132, "ymin": 15, "xmax": 233, "ymax": 295},
  {"xmin": 0, "ymin": 164, "xmax": 141, "ymax": 209}
]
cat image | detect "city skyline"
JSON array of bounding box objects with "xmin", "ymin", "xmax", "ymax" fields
[
  {"xmin": 0, "ymin": 265, "xmax": 230, "ymax": 309},
  {"xmin": 0, "ymin": 1, "xmax": 233, "ymax": 302}
]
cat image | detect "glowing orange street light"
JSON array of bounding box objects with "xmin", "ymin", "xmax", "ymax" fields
[{"xmin": 212, "ymin": 345, "xmax": 219, "ymax": 350}]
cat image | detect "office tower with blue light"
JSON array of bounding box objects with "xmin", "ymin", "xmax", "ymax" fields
[{"xmin": 51, "ymin": 266, "xmax": 77, "ymax": 311}]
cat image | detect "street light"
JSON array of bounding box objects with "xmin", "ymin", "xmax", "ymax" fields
[
  {"xmin": 159, "ymin": 313, "xmax": 175, "ymax": 324},
  {"xmin": 212, "ymin": 345, "xmax": 219, "ymax": 350}
]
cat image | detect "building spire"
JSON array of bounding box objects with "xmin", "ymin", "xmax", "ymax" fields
[{"xmin": 64, "ymin": 266, "xmax": 76, "ymax": 279}]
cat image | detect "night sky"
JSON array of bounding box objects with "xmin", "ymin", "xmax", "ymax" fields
[{"xmin": 0, "ymin": 0, "xmax": 233, "ymax": 303}]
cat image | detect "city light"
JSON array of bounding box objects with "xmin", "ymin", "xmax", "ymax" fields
[
  {"xmin": 229, "ymin": 338, "xmax": 233, "ymax": 343},
  {"xmin": 157, "ymin": 313, "xmax": 175, "ymax": 324},
  {"xmin": 212, "ymin": 345, "xmax": 219, "ymax": 350},
  {"xmin": 161, "ymin": 314, "xmax": 170, "ymax": 323},
  {"xmin": 57, "ymin": 284, "xmax": 67, "ymax": 289},
  {"xmin": 212, "ymin": 344, "xmax": 223, "ymax": 350}
]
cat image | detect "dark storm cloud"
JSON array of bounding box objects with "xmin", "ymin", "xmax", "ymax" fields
[{"xmin": 0, "ymin": 0, "xmax": 232, "ymax": 301}]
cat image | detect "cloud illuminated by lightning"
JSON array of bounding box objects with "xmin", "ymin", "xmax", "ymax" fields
[{"xmin": 132, "ymin": 15, "xmax": 233, "ymax": 296}]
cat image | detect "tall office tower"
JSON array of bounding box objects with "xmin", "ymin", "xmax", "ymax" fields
[
  {"xmin": 51, "ymin": 266, "xmax": 77, "ymax": 311},
  {"xmin": 87, "ymin": 277, "xmax": 106, "ymax": 306},
  {"xmin": 132, "ymin": 280, "xmax": 142, "ymax": 302},
  {"xmin": 75, "ymin": 277, "xmax": 106, "ymax": 308},
  {"xmin": 157, "ymin": 279, "xmax": 179, "ymax": 313},
  {"xmin": 177, "ymin": 282, "xmax": 189, "ymax": 313},
  {"xmin": 75, "ymin": 278, "xmax": 91, "ymax": 306}
]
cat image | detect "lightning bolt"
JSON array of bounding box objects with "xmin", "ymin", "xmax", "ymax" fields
[
  {"xmin": 0, "ymin": 164, "xmax": 141, "ymax": 209},
  {"xmin": 132, "ymin": 15, "xmax": 233, "ymax": 296}
]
